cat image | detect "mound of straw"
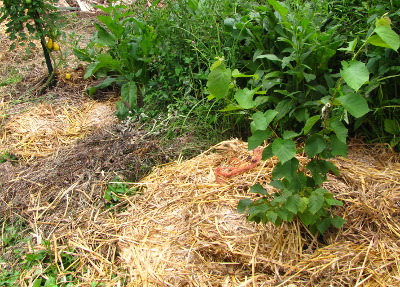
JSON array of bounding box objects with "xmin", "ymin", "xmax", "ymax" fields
[
  {"xmin": 0, "ymin": 100, "xmax": 116, "ymax": 158},
  {"xmin": 3, "ymin": 138, "xmax": 399, "ymax": 286},
  {"xmin": 41, "ymin": 139, "xmax": 397, "ymax": 286}
]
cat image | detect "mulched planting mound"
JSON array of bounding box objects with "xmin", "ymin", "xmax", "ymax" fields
[{"xmin": 3, "ymin": 138, "xmax": 397, "ymax": 286}]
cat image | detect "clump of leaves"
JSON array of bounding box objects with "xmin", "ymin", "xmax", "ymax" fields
[
  {"xmin": 0, "ymin": 0, "xmax": 63, "ymax": 84},
  {"xmin": 0, "ymin": 152, "xmax": 18, "ymax": 164},
  {"xmin": 104, "ymin": 177, "xmax": 137, "ymax": 207},
  {"xmin": 207, "ymin": 8, "xmax": 399, "ymax": 235}
]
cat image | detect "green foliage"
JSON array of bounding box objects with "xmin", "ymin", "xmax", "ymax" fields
[
  {"xmin": 0, "ymin": 0, "xmax": 63, "ymax": 79},
  {"xmin": 0, "ymin": 0, "xmax": 60, "ymax": 48},
  {"xmin": 1, "ymin": 219, "xmax": 78, "ymax": 286},
  {"xmin": 207, "ymin": 3, "xmax": 400, "ymax": 234},
  {"xmin": 104, "ymin": 177, "xmax": 137, "ymax": 207},
  {"xmin": 0, "ymin": 151, "xmax": 18, "ymax": 163},
  {"xmin": 73, "ymin": 2, "xmax": 157, "ymax": 119}
]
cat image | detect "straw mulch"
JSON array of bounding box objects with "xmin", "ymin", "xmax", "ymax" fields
[
  {"xmin": 37, "ymin": 139, "xmax": 397, "ymax": 286},
  {"xmin": 0, "ymin": 100, "xmax": 117, "ymax": 159}
]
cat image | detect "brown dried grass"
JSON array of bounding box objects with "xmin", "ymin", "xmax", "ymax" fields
[
  {"xmin": 19, "ymin": 139, "xmax": 398, "ymax": 286},
  {"xmin": 1, "ymin": 96, "xmax": 399, "ymax": 285},
  {"xmin": 0, "ymin": 100, "xmax": 117, "ymax": 159}
]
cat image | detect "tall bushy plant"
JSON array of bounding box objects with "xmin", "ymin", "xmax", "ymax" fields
[
  {"xmin": 73, "ymin": 2, "xmax": 157, "ymax": 119},
  {"xmin": 0, "ymin": 0, "xmax": 62, "ymax": 85},
  {"xmin": 207, "ymin": 0, "xmax": 400, "ymax": 234}
]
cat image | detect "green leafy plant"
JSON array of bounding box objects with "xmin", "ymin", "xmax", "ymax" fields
[
  {"xmin": 73, "ymin": 2, "xmax": 157, "ymax": 119},
  {"xmin": 1, "ymin": 218, "xmax": 78, "ymax": 287},
  {"xmin": 0, "ymin": 0, "xmax": 63, "ymax": 86},
  {"xmin": 0, "ymin": 151, "xmax": 18, "ymax": 164},
  {"xmin": 207, "ymin": 6, "xmax": 399, "ymax": 234},
  {"xmin": 104, "ymin": 177, "xmax": 137, "ymax": 207}
]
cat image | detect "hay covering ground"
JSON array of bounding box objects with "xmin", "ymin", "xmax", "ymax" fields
[
  {"xmin": 1, "ymin": 74, "xmax": 399, "ymax": 286},
  {"xmin": 110, "ymin": 140, "xmax": 400, "ymax": 286},
  {"xmin": 7, "ymin": 139, "xmax": 396, "ymax": 286},
  {"xmin": 1, "ymin": 96, "xmax": 399, "ymax": 285},
  {"xmin": 0, "ymin": 100, "xmax": 117, "ymax": 159}
]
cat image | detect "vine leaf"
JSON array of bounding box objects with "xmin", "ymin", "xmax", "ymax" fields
[
  {"xmin": 331, "ymin": 216, "xmax": 346, "ymax": 228},
  {"xmin": 338, "ymin": 93, "xmax": 370, "ymax": 118},
  {"xmin": 250, "ymin": 184, "xmax": 267, "ymax": 195},
  {"xmin": 303, "ymin": 115, "xmax": 320, "ymax": 134},
  {"xmin": 309, "ymin": 192, "xmax": 324, "ymax": 214},
  {"xmin": 207, "ymin": 64, "xmax": 231, "ymax": 100},
  {"xmin": 340, "ymin": 60, "xmax": 369, "ymax": 92},
  {"xmin": 248, "ymin": 129, "xmax": 272, "ymax": 150},
  {"xmin": 272, "ymin": 139, "xmax": 296, "ymax": 164},
  {"xmin": 286, "ymin": 194, "xmax": 301, "ymax": 213},
  {"xmin": 305, "ymin": 134, "xmax": 326, "ymax": 158}
]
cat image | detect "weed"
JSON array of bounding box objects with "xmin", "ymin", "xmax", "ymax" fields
[
  {"xmin": 1, "ymin": 218, "xmax": 79, "ymax": 286},
  {"xmin": 104, "ymin": 177, "xmax": 138, "ymax": 208}
]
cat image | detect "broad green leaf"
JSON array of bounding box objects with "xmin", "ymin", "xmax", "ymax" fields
[
  {"xmin": 248, "ymin": 204, "xmax": 269, "ymax": 221},
  {"xmin": 210, "ymin": 59, "xmax": 223, "ymax": 71},
  {"xmin": 307, "ymin": 159, "xmax": 328, "ymax": 185},
  {"xmin": 234, "ymin": 88, "xmax": 256, "ymax": 109},
  {"xmin": 269, "ymin": 180, "xmax": 285, "ymax": 189},
  {"xmin": 384, "ymin": 119, "xmax": 400, "ymax": 135},
  {"xmin": 340, "ymin": 60, "xmax": 369, "ymax": 92},
  {"xmin": 262, "ymin": 144, "xmax": 274, "ymax": 160},
  {"xmin": 252, "ymin": 111, "xmax": 268, "ymax": 131},
  {"xmin": 264, "ymin": 110, "xmax": 279, "ymax": 125},
  {"xmin": 277, "ymin": 207, "xmax": 294, "ymax": 222},
  {"xmin": 286, "ymin": 194, "xmax": 301, "ymax": 213},
  {"xmin": 232, "ymin": 69, "xmax": 257, "ymax": 78},
  {"xmin": 95, "ymin": 24, "xmax": 117, "ymax": 46},
  {"xmin": 282, "ymin": 130, "xmax": 299, "ymax": 140},
  {"xmin": 250, "ymin": 183, "xmax": 267, "ymax": 195},
  {"xmin": 121, "ymin": 81, "xmax": 137, "ymax": 109},
  {"xmin": 237, "ymin": 199, "xmax": 253, "ymax": 213},
  {"xmin": 309, "ymin": 192, "xmax": 324, "ymax": 214},
  {"xmin": 376, "ymin": 16, "xmax": 391, "ymax": 27},
  {"xmin": 330, "ymin": 134, "xmax": 348, "ymax": 156},
  {"xmin": 299, "ymin": 211, "xmax": 314, "ymax": 226},
  {"xmin": 266, "ymin": 211, "xmax": 278, "ymax": 224},
  {"xmin": 272, "ymin": 158, "xmax": 299, "ymax": 181},
  {"xmin": 331, "ymin": 216, "xmax": 346, "ymax": 228},
  {"xmin": 275, "ymin": 99, "xmax": 295, "ymax": 121},
  {"xmin": 293, "ymin": 108, "xmax": 309, "ymax": 122},
  {"xmin": 338, "ymin": 38, "xmax": 358, "ymax": 52},
  {"xmin": 255, "ymin": 54, "xmax": 281, "ymax": 62},
  {"xmin": 326, "ymin": 198, "xmax": 343, "ymax": 206},
  {"xmin": 373, "ymin": 25, "xmax": 400, "ymax": 51},
  {"xmin": 302, "ymin": 71, "xmax": 316, "ymax": 82},
  {"xmin": 273, "ymin": 189, "xmax": 292, "ymax": 203},
  {"xmin": 97, "ymin": 15, "xmax": 125, "ymax": 38},
  {"xmin": 84, "ymin": 62, "xmax": 100, "ymax": 79},
  {"xmin": 95, "ymin": 76, "xmax": 117, "ymax": 89},
  {"xmin": 207, "ymin": 65, "xmax": 231, "ymax": 100},
  {"xmin": 32, "ymin": 279, "xmax": 42, "ymax": 287},
  {"xmin": 267, "ymin": 0, "xmax": 289, "ymax": 21},
  {"xmin": 265, "ymin": 71, "xmax": 281, "ymax": 78},
  {"xmin": 248, "ymin": 129, "xmax": 272, "ymax": 150},
  {"xmin": 330, "ymin": 119, "xmax": 348, "ymax": 143},
  {"xmin": 368, "ymin": 35, "xmax": 393, "ymax": 49},
  {"xmin": 337, "ymin": 93, "xmax": 370, "ymax": 118},
  {"xmin": 316, "ymin": 217, "xmax": 331, "ymax": 234},
  {"xmin": 272, "ymin": 139, "xmax": 296, "ymax": 164},
  {"xmin": 303, "ymin": 115, "xmax": 320, "ymax": 134},
  {"xmin": 299, "ymin": 197, "xmax": 309, "ymax": 213},
  {"xmin": 305, "ymin": 134, "xmax": 326, "ymax": 158}
]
